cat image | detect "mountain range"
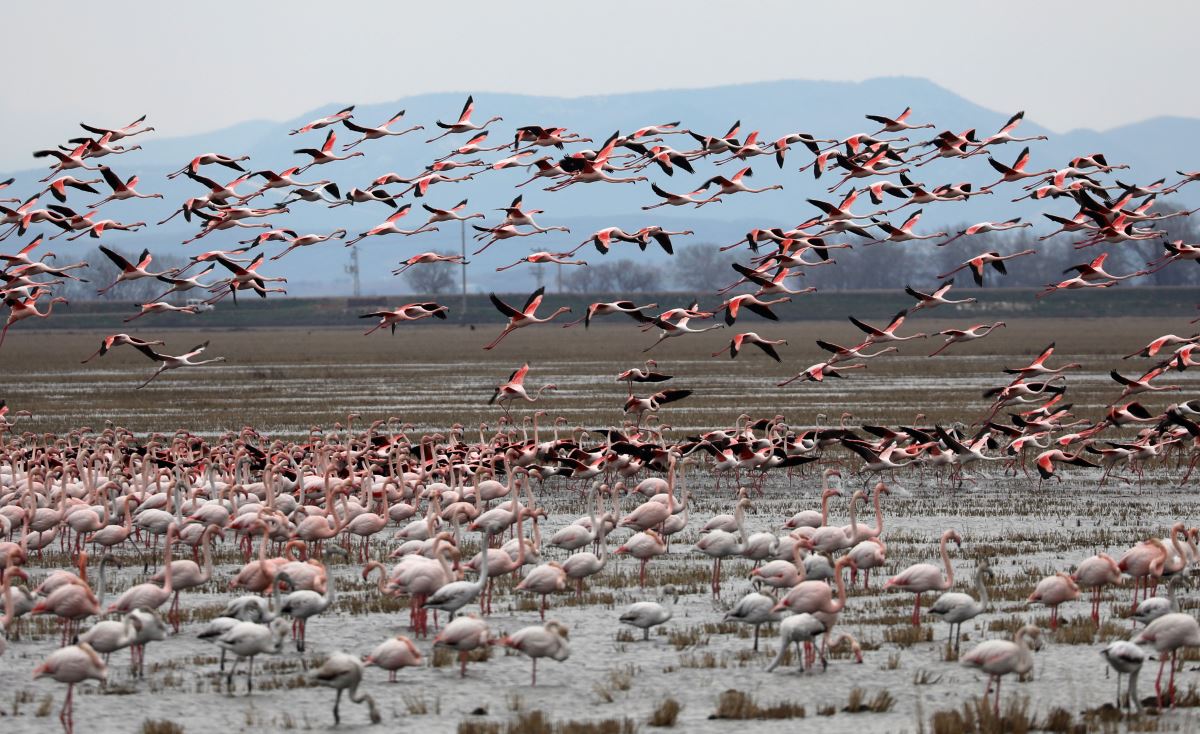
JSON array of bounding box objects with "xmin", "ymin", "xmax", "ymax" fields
[{"xmin": 3, "ymin": 77, "xmax": 1196, "ymax": 296}]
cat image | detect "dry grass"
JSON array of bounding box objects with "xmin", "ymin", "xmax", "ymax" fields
[
  {"xmin": 456, "ymin": 710, "xmax": 637, "ymax": 734},
  {"xmin": 711, "ymin": 689, "xmax": 806, "ymax": 720},
  {"xmin": 648, "ymin": 698, "xmax": 682, "ymax": 727}
]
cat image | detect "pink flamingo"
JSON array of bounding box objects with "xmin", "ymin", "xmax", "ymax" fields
[
  {"xmin": 960, "ymin": 625, "xmax": 1043, "ymax": 717},
  {"xmin": 1072, "ymin": 553, "xmax": 1122, "ymax": 625},
  {"xmin": 499, "ymin": 620, "xmax": 570, "ymax": 686},
  {"xmin": 364, "ymin": 635, "xmax": 423, "ymax": 682},
  {"xmin": 1027, "ymin": 572, "xmax": 1080, "ymax": 629},
  {"xmin": 32, "ymin": 643, "xmax": 108, "ymax": 734},
  {"xmin": 1133, "ymin": 612, "xmax": 1200, "ymax": 707},
  {"xmin": 885, "ymin": 528, "xmax": 960, "ymax": 626},
  {"xmin": 432, "ymin": 614, "xmax": 491, "ymax": 677}
]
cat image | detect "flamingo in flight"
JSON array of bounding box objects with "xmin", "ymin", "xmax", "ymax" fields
[
  {"xmin": 928, "ymin": 322, "xmax": 1006, "ymax": 357},
  {"xmin": 346, "ymin": 206, "xmax": 438, "ymax": 246},
  {"xmin": 938, "ymin": 249, "xmax": 1037, "ymax": 286},
  {"xmin": 359, "ymin": 302, "xmax": 448, "ymax": 334},
  {"xmin": 866, "ymin": 106, "xmax": 935, "ymax": 133},
  {"xmin": 289, "ymin": 105, "xmax": 355, "ymax": 135},
  {"xmin": 426, "ymin": 96, "xmax": 503, "ymax": 143},
  {"xmin": 714, "ymin": 332, "xmax": 787, "ymax": 362},
  {"xmin": 484, "ymin": 287, "xmax": 571, "ymax": 350},
  {"xmin": 489, "ymin": 363, "xmax": 557, "ymax": 413},
  {"xmin": 293, "ymin": 130, "xmax": 365, "ymax": 172},
  {"xmin": 340, "ymin": 109, "xmax": 423, "ymax": 149},
  {"xmin": 937, "ymin": 218, "xmax": 1032, "ymax": 247},
  {"xmin": 130, "ymin": 340, "xmax": 227, "ymax": 389}
]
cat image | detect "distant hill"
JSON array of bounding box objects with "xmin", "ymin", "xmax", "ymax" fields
[{"xmin": 4, "ymin": 77, "xmax": 1196, "ymax": 295}]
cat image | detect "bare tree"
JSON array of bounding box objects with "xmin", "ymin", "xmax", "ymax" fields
[
  {"xmin": 57, "ymin": 246, "xmax": 188, "ymax": 303},
  {"xmin": 403, "ymin": 251, "xmax": 458, "ymax": 294},
  {"xmin": 673, "ymin": 243, "xmax": 733, "ymax": 291}
]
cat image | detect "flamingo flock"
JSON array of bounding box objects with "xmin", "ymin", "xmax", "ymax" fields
[
  {"xmin": 1, "ymin": 93, "xmax": 1200, "ymax": 731},
  {"xmin": 0, "ymin": 410, "xmax": 1195, "ymax": 730}
]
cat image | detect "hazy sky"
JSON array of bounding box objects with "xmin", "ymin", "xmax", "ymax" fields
[{"xmin": 4, "ymin": 1, "xmax": 1198, "ymax": 169}]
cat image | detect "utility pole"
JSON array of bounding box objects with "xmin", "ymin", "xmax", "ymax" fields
[
  {"xmin": 460, "ymin": 219, "xmax": 468, "ymax": 322},
  {"xmin": 345, "ymin": 245, "xmax": 361, "ymax": 297}
]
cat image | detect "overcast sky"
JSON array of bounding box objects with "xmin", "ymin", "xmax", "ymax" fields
[{"xmin": 4, "ymin": 1, "xmax": 1197, "ymax": 170}]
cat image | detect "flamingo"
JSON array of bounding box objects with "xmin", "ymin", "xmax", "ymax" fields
[
  {"xmin": 364, "ymin": 635, "xmax": 423, "ymax": 682},
  {"xmin": 129, "ymin": 341, "xmax": 227, "ymax": 389},
  {"xmin": 290, "ymin": 105, "xmax": 355, "ymax": 135},
  {"xmin": 499, "ymin": 620, "xmax": 570, "ymax": 686},
  {"xmin": 928, "ymin": 558, "xmax": 991, "ymax": 652},
  {"xmin": 484, "ymin": 287, "xmax": 572, "ymax": 350},
  {"xmin": 215, "ymin": 618, "xmax": 289, "ymax": 694},
  {"xmin": 885, "ymin": 528, "xmax": 960, "ymax": 626},
  {"xmin": 1100, "ymin": 641, "xmax": 1145, "ymax": 711},
  {"xmin": 766, "ymin": 613, "xmax": 827, "ymax": 672},
  {"xmin": 433, "ymin": 614, "xmax": 492, "ymax": 677},
  {"xmin": 960, "ymin": 626, "xmax": 1043, "ymax": 717},
  {"xmin": 695, "ymin": 497, "xmax": 751, "ymax": 597},
  {"xmin": 277, "ymin": 569, "xmax": 335, "ymax": 652},
  {"xmin": 0, "ymin": 290, "xmax": 69, "ymax": 349},
  {"xmin": 725, "ymin": 590, "xmax": 782, "ymax": 651},
  {"xmin": 929, "ymin": 322, "xmax": 1006, "ymax": 357},
  {"xmin": 426, "ymin": 96, "xmax": 503, "ymax": 143},
  {"xmin": 1072, "ymin": 553, "xmax": 1122, "ymax": 625},
  {"xmin": 32, "ymin": 643, "xmax": 108, "ymax": 734},
  {"xmin": 341, "ymin": 109, "xmax": 422, "ymax": 149},
  {"xmin": 614, "ymin": 530, "xmax": 667, "ymax": 588},
  {"xmin": 1133, "ymin": 612, "xmax": 1200, "ymax": 707},
  {"xmin": 293, "ymin": 130, "xmax": 364, "ymax": 172},
  {"xmin": 619, "ymin": 601, "xmax": 672, "ymax": 641},
  {"xmin": 312, "ymin": 652, "xmax": 380, "ymax": 725},
  {"xmin": 938, "ymin": 249, "xmax": 1037, "ymax": 286}
]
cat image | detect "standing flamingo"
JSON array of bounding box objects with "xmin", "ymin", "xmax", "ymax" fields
[
  {"xmin": 312, "ymin": 652, "xmax": 380, "ymax": 725},
  {"xmin": 499, "ymin": 620, "xmax": 570, "ymax": 686},
  {"xmin": 1072, "ymin": 553, "xmax": 1122, "ymax": 626},
  {"xmin": 32, "ymin": 643, "xmax": 108, "ymax": 734},
  {"xmin": 960, "ymin": 626, "xmax": 1043, "ymax": 717},
  {"xmin": 885, "ymin": 528, "xmax": 960, "ymax": 626},
  {"xmin": 1133, "ymin": 612, "xmax": 1200, "ymax": 708}
]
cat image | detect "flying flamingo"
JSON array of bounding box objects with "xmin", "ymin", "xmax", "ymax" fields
[
  {"xmin": 938, "ymin": 249, "xmax": 1037, "ymax": 286},
  {"xmin": 484, "ymin": 287, "xmax": 572, "ymax": 350},
  {"xmin": 127, "ymin": 340, "xmax": 226, "ymax": 389},
  {"xmin": 95, "ymin": 247, "xmax": 176, "ymax": 296},
  {"xmin": 340, "ymin": 109, "xmax": 422, "ymax": 149},
  {"xmin": 979, "ymin": 147, "xmax": 1055, "ymax": 190},
  {"xmin": 426, "ymin": 96, "xmax": 503, "ymax": 143},
  {"xmin": 293, "ymin": 130, "xmax": 365, "ymax": 172},
  {"xmin": 1, "ymin": 290, "xmax": 69, "ymax": 349},
  {"xmin": 87, "ymin": 165, "xmax": 164, "ymax": 207},
  {"xmin": 345, "ymin": 205, "xmax": 438, "ymax": 245},
  {"xmin": 885, "ymin": 528, "xmax": 960, "ymax": 626},
  {"xmin": 488, "ymin": 363, "xmax": 556, "ymax": 412},
  {"xmin": 929, "ymin": 322, "xmax": 1006, "ymax": 357},
  {"xmin": 289, "ymin": 105, "xmax": 354, "ymax": 135}
]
